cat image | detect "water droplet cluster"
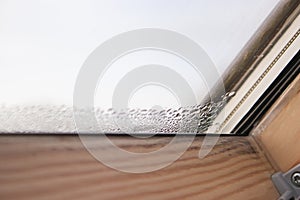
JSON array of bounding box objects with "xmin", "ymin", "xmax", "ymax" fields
[{"xmin": 0, "ymin": 93, "xmax": 233, "ymax": 134}]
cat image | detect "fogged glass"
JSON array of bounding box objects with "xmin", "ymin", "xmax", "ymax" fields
[{"xmin": 0, "ymin": 0, "xmax": 280, "ymax": 133}]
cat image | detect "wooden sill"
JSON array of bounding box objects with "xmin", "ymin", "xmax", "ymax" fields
[{"xmin": 0, "ymin": 135, "xmax": 278, "ymax": 200}]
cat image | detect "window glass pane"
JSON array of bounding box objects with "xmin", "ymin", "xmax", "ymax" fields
[{"xmin": 0, "ymin": 0, "xmax": 280, "ymax": 133}]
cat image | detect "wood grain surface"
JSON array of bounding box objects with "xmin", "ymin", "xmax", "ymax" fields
[
  {"xmin": 0, "ymin": 135, "xmax": 278, "ymax": 200},
  {"xmin": 254, "ymin": 74, "xmax": 300, "ymax": 172}
]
